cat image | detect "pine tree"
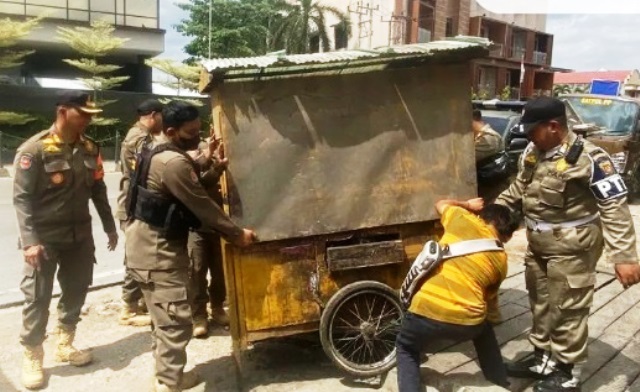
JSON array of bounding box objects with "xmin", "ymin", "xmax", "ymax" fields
[
  {"xmin": 0, "ymin": 16, "xmax": 42, "ymax": 126},
  {"xmin": 57, "ymin": 20, "xmax": 130, "ymax": 125},
  {"xmin": 145, "ymin": 58, "xmax": 203, "ymax": 107}
]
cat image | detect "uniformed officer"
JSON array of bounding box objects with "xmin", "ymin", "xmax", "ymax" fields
[
  {"xmin": 14, "ymin": 91, "xmax": 118, "ymax": 390},
  {"xmin": 115, "ymin": 99, "xmax": 164, "ymax": 327},
  {"xmin": 125, "ymin": 101, "xmax": 256, "ymax": 392},
  {"xmin": 495, "ymin": 97, "xmax": 640, "ymax": 392},
  {"xmin": 473, "ymin": 109, "xmax": 504, "ymax": 163},
  {"xmin": 187, "ymin": 136, "xmax": 229, "ymax": 337}
]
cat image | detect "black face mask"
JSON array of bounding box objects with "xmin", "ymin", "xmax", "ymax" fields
[{"xmin": 176, "ymin": 135, "xmax": 200, "ymax": 151}]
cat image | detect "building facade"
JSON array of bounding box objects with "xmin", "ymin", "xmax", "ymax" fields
[
  {"xmin": 0, "ymin": 0, "xmax": 165, "ymax": 92},
  {"xmin": 316, "ymin": 0, "xmax": 554, "ymax": 99}
]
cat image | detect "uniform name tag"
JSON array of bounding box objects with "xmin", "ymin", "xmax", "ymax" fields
[{"xmin": 590, "ymin": 173, "xmax": 628, "ymax": 201}]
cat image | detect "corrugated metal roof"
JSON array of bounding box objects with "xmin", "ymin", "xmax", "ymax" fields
[
  {"xmin": 201, "ymin": 36, "xmax": 490, "ymax": 73},
  {"xmin": 554, "ymin": 70, "xmax": 633, "ymax": 84}
]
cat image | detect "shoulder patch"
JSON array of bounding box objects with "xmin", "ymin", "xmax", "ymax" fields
[
  {"xmin": 588, "ymin": 150, "xmax": 627, "ymax": 201},
  {"xmin": 19, "ymin": 154, "xmax": 33, "ymax": 170},
  {"xmin": 190, "ymin": 169, "xmax": 199, "ymax": 183}
]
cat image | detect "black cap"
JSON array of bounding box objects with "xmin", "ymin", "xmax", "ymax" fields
[
  {"xmin": 56, "ymin": 90, "xmax": 102, "ymax": 114},
  {"xmin": 137, "ymin": 99, "xmax": 164, "ymax": 115},
  {"xmin": 520, "ymin": 97, "xmax": 566, "ymax": 134}
]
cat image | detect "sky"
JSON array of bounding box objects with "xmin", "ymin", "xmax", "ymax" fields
[{"xmin": 158, "ymin": 0, "xmax": 638, "ymax": 73}]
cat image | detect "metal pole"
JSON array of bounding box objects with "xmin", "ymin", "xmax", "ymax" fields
[
  {"xmin": 0, "ymin": 131, "xmax": 3, "ymax": 169},
  {"xmin": 208, "ymin": 0, "xmax": 213, "ymax": 59}
]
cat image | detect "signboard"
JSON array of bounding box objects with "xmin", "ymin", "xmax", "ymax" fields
[{"xmin": 590, "ymin": 79, "xmax": 621, "ymax": 96}]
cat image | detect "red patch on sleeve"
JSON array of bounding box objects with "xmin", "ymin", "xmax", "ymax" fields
[
  {"xmin": 93, "ymin": 154, "xmax": 105, "ymax": 180},
  {"xmin": 19, "ymin": 155, "xmax": 33, "ymax": 170}
]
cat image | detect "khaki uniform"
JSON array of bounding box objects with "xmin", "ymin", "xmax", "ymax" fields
[
  {"xmin": 188, "ymin": 142, "xmax": 228, "ymax": 319},
  {"xmin": 125, "ymin": 138, "xmax": 243, "ymax": 388},
  {"xmin": 475, "ymin": 124, "xmax": 504, "ymax": 162},
  {"xmin": 496, "ymin": 131, "xmax": 638, "ymax": 366},
  {"xmin": 14, "ymin": 129, "xmax": 116, "ymax": 346},
  {"xmin": 116, "ymin": 122, "xmax": 152, "ymax": 305}
]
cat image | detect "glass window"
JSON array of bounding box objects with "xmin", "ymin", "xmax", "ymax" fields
[
  {"xmin": 564, "ymin": 97, "xmax": 639, "ymax": 135},
  {"xmin": 125, "ymin": 15, "xmax": 157, "ymax": 28},
  {"xmin": 90, "ymin": 11, "xmax": 116, "ymax": 24},
  {"xmin": 90, "ymin": 0, "xmax": 115, "ymax": 13},
  {"xmin": 0, "ymin": 3, "xmax": 24, "ymax": 15},
  {"xmin": 116, "ymin": 14, "xmax": 125, "ymax": 25},
  {"xmin": 116, "ymin": 0, "xmax": 124, "ymax": 14},
  {"xmin": 68, "ymin": 0, "xmax": 89, "ymax": 10},
  {"xmin": 68, "ymin": 9, "xmax": 89, "ymax": 22},
  {"xmin": 126, "ymin": 0, "xmax": 157, "ymax": 18},
  {"xmin": 26, "ymin": 5, "xmax": 66, "ymax": 18},
  {"xmin": 27, "ymin": 0, "xmax": 65, "ymax": 7}
]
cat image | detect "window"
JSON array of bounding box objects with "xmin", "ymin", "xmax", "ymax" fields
[
  {"xmin": 334, "ymin": 22, "xmax": 348, "ymax": 50},
  {"xmin": 445, "ymin": 17, "xmax": 456, "ymax": 37}
]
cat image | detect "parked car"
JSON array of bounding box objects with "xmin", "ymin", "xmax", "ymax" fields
[{"xmin": 471, "ymin": 100, "xmax": 528, "ymax": 171}]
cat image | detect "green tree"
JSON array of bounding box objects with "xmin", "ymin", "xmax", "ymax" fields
[
  {"xmin": 0, "ymin": 16, "xmax": 42, "ymax": 129},
  {"xmin": 145, "ymin": 58, "xmax": 203, "ymax": 106},
  {"xmin": 553, "ymin": 83, "xmax": 571, "ymax": 97},
  {"xmin": 57, "ymin": 20, "xmax": 130, "ymax": 125},
  {"xmin": 271, "ymin": 0, "xmax": 351, "ymax": 54},
  {"xmin": 177, "ymin": 0, "xmax": 281, "ymax": 60}
]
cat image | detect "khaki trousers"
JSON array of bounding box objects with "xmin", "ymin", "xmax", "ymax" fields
[{"xmin": 525, "ymin": 222, "xmax": 604, "ymax": 365}]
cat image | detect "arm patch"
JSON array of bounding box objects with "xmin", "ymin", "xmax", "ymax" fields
[{"xmin": 589, "ymin": 150, "xmax": 627, "ymax": 201}]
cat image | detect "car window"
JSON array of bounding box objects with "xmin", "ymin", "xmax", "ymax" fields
[{"xmin": 482, "ymin": 116, "xmax": 510, "ymax": 136}]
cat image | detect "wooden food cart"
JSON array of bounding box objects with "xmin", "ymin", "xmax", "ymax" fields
[{"xmin": 198, "ymin": 37, "xmax": 489, "ymax": 377}]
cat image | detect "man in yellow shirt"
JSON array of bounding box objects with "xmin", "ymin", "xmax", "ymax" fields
[{"xmin": 396, "ymin": 198, "xmax": 519, "ymax": 392}]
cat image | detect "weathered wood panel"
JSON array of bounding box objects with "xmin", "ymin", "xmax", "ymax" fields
[{"xmin": 217, "ymin": 64, "xmax": 476, "ymax": 242}]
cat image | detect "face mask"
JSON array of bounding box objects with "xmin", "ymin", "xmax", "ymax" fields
[{"xmin": 176, "ymin": 135, "xmax": 200, "ymax": 151}]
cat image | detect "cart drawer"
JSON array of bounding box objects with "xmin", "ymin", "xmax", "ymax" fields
[{"xmin": 326, "ymin": 240, "xmax": 405, "ymax": 271}]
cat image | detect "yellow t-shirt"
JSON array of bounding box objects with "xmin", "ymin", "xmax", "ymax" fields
[{"xmin": 409, "ymin": 206, "xmax": 508, "ymax": 325}]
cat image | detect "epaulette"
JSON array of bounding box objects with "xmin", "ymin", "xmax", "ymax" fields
[
  {"xmin": 82, "ymin": 135, "xmax": 100, "ymax": 154},
  {"xmin": 24, "ymin": 130, "xmax": 51, "ymax": 145}
]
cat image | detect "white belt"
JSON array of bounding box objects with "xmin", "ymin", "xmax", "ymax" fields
[
  {"xmin": 442, "ymin": 239, "xmax": 504, "ymax": 260},
  {"xmin": 525, "ymin": 214, "xmax": 599, "ymax": 232}
]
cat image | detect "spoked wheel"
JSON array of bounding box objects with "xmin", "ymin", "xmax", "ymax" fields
[{"xmin": 319, "ymin": 281, "xmax": 403, "ymax": 377}]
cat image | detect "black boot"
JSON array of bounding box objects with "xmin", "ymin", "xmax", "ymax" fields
[
  {"xmin": 534, "ymin": 362, "xmax": 580, "ymax": 392},
  {"xmin": 506, "ymin": 347, "xmax": 554, "ymax": 379}
]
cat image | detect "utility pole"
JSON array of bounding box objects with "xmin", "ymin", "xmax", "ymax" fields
[{"xmin": 348, "ymin": 2, "xmax": 379, "ymax": 49}]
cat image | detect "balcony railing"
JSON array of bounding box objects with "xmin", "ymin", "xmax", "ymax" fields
[
  {"xmin": 533, "ymin": 51, "xmax": 548, "ymax": 65},
  {"xmin": 511, "ymin": 46, "xmax": 526, "ymax": 60},
  {"xmin": 489, "ymin": 44, "xmax": 504, "ymax": 57}
]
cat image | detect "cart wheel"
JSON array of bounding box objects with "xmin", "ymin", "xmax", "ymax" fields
[{"xmin": 320, "ymin": 281, "xmax": 403, "ymax": 377}]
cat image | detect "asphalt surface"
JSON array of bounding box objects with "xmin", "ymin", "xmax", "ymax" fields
[{"xmin": 0, "ymin": 165, "xmax": 125, "ymax": 307}]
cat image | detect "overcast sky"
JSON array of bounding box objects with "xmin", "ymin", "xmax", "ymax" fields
[{"xmin": 158, "ymin": 1, "xmax": 636, "ymax": 73}]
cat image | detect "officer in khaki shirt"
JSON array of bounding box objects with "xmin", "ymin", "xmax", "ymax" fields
[
  {"xmin": 473, "ymin": 109, "xmax": 504, "ymax": 163},
  {"xmin": 187, "ymin": 136, "xmax": 229, "ymax": 337},
  {"xmin": 115, "ymin": 99, "xmax": 164, "ymax": 327},
  {"xmin": 13, "ymin": 91, "xmax": 118, "ymax": 390},
  {"xmin": 125, "ymin": 101, "xmax": 256, "ymax": 392},
  {"xmin": 496, "ymin": 97, "xmax": 640, "ymax": 392}
]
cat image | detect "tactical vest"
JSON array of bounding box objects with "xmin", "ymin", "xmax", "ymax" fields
[{"xmin": 125, "ymin": 143, "xmax": 201, "ymax": 235}]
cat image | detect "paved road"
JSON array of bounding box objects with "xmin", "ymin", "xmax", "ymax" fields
[{"xmin": 0, "ymin": 170, "xmax": 125, "ymax": 307}]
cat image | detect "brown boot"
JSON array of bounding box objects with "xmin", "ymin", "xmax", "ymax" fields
[
  {"xmin": 210, "ymin": 306, "xmax": 229, "ymax": 327},
  {"xmin": 153, "ymin": 370, "xmax": 201, "ymax": 392},
  {"xmin": 54, "ymin": 325, "xmax": 92, "ymax": 366},
  {"xmin": 119, "ymin": 301, "xmax": 151, "ymax": 327},
  {"xmin": 193, "ymin": 317, "xmax": 208, "ymax": 338},
  {"xmin": 22, "ymin": 345, "xmax": 44, "ymax": 390}
]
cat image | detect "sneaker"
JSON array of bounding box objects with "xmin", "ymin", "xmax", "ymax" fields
[
  {"xmin": 210, "ymin": 306, "xmax": 230, "ymax": 327},
  {"xmin": 506, "ymin": 348, "xmax": 555, "ymax": 379},
  {"xmin": 193, "ymin": 318, "xmax": 209, "ymax": 338},
  {"xmin": 534, "ymin": 368, "xmax": 580, "ymax": 392}
]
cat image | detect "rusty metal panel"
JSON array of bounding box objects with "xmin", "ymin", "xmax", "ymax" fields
[
  {"xmin": 326, "ymin": 240, "xmax": 405, "ymax": 271},
  {"xmin": 218, "ymin": 63, "xmax": 476, "ymax": 242}
]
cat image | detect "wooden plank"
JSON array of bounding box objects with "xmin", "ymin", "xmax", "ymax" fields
[
  {"xmin": 583, "ymin": 329, "xmax": 640, "ymax": 392},
  {"xmin": 326, "ymin": 240, "xmax": 405, "ymax": 271}
]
